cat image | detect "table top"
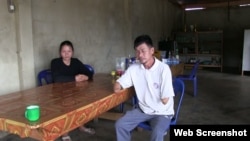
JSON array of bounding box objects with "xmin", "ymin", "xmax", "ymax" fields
[
  {"xmin": 0, "ymin": 73, "xmax": 134, "ymax": 141},
  {"xmin": 170, "ymin": 62, "xmax": 184, "ymax": 77},
  {"xmin": 0, "ymin": 64, "xmax": 183, "ymax": 140}
]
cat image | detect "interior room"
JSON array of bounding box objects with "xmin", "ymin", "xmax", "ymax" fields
[{"xmin": 0, "ymin": 0, "xmax": 250, "ymax": 141}]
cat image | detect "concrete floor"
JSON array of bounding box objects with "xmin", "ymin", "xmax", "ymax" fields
[{"xmin": 1, "ymin": 70, "xmax": 250, "ymax": 141}]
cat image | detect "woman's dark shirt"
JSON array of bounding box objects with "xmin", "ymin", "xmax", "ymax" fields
[{"xmin": 51, "ymin": 57, "xmax": 93, "ymax": 83}]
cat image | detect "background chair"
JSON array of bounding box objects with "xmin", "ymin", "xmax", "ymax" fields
[
  {"xmin": 37, "ymin": 69, "xmax": 53, "ymax": 86},
  {"xmin": 37, "ymin": 64, "xmax": 94, "ymax": 86},
  {"xmin": 136, "ymin": 78, "xmax": 185, "ymax": 132},
  {"xmin": 176, "ymin": 60, "xmax": 200, "ymax": 97},
  {"xmin": 84, "ymin": 64, "xmax": 95, "ymax": 74},
  {"xmin": 119, "ymin": 98, "xmax": 137, "ymax": 113}
]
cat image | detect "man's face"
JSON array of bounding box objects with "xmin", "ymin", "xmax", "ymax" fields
[{"xmin": 135, "ymin": 43, "xmax": 154, "ymax": 64}]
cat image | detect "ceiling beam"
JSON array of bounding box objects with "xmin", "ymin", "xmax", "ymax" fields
[{"xmin": 181, "ymin": 0, "xmax": 250, "ymax": 9}]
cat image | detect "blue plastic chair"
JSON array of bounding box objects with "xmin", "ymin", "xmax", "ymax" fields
[
  {"xmin": 38, "ymin": 64, "xmax": 94, "ymax": 86},
  {"xmin": 136, "ymin": 78, "xmax": 185, "ymax": 132},
  {"xmin": 84, "ymin": 64, "xmax": 95, "ymax": 74},
  {"xmin": 119, "ymin": 98, "xmax": 136, "ymax": 113},
  {"xmin": 176, "ymin": 60, "xmax": 200, "ymax": 97},
  {"xmin": 37, "ymin": 69, "xmax": 53, "ymax": 86}
]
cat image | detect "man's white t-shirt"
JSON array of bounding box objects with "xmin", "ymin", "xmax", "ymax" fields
[{"xmin": 117, "ymin": 58, "xmax": 175, "ymax": 116}]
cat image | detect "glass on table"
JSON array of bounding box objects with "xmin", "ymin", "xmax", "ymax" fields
[
  {"xmin": 115, "ymin": 57, "xmax": 126, "ymax": 76},
  {"xmin": 116, "ymin": 69, "xmax": 123, "ymax": 77}
]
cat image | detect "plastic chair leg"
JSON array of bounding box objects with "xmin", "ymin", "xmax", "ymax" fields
[
  {"xmin": 132, "ymin": 96, "xmax": 138, "ymax": 108},
  {"xmin": 119, "ymin": 103, "xmax": 124, "ymax": 113},
  {"xmin": 193, "ymin": 77, "xmax": 197, "ymax": 96}
]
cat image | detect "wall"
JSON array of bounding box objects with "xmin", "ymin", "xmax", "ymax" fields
[
  {"xmin": 32, "ymin": 0, "xmax": 172, "ymax": 75},
  {"xmin": 0, "ymin": 0, "xmax": 20, "ymax": 95},
  {"xmin": 0, "ymin": 0, "xmax": 36, "ymax": 95},
  {"xmin": 32, "ymin": 0, "xmax": 132, "ymax": 75},
  {"xmin": 0, "ymin": 0, "xmax": 177, "ymax": 95},
  {"xmin": 183, "ymin": 6, "xmax": 250, "ymax": 73}
]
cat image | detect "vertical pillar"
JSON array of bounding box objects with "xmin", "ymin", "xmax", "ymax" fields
[{"xmin": 15, "ymin": 0, "xmax": 36, "ymax": 90}]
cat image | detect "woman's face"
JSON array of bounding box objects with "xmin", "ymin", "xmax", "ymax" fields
[{"xmin": 60, "ymin": 45, "xmax": 73, "ymax": 61}]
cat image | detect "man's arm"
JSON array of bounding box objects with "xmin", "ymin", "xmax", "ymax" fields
[
  {"xmin": 161, "ymin": 97, "xmax": 169, "ymax": 105},
  {"xmin": 113, "ymin": 82, "xmax": 122, "ymax": 93},
  {"xmin": 160, "ymin": 65, "xmax": 174, "ymax": 105}
]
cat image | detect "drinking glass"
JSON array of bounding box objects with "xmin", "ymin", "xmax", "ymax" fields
[{"xmin": 115, "ymin": 57, "xmax": 126, "ymax": 76}]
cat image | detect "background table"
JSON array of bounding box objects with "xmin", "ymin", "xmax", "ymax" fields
[
  {"xmin": 0, "ymin": 73, "xmax": 134, "ymax": 141},
  {"xmin": 170, "ymin": 63, "xmax": 184, "ymax": 77}
]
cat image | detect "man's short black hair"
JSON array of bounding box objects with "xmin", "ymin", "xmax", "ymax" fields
[{"xmin": 134, "ymin": 35, "xmax": 153, "ymax": 49}]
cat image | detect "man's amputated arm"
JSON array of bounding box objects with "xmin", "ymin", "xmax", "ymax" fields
[{"xmin": 113, "ymin": 82, "xmax": 123, "ymax": 93}]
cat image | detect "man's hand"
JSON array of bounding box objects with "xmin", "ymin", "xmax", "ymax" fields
[
  {"xmin": 161, "ymin": 97, "xmax": 169, "ymax": 105},
  {"xmin": 113, "ymin": 82, "xmax": 122, "ymax": 93}
]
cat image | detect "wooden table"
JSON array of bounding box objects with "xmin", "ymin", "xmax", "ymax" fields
[
  {"xmin": 170, "ymin": 63, "xmax": 184, "ymax": 77},
  {"xmin": 0, "ymin": 73, "xmax": 135, "ymax": 141}
]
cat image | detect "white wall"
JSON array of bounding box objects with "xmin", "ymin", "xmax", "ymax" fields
[
  {"xmin": 0, "ymin": 0, "xmax": 20, "ymax": 95},
  {"xmin": 0, "ymin": 0, "xmax": 178, "ymax": 95},
  {"xmin": 32, "ymin": 0, "xmax": 133, "ymax": 75}
]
